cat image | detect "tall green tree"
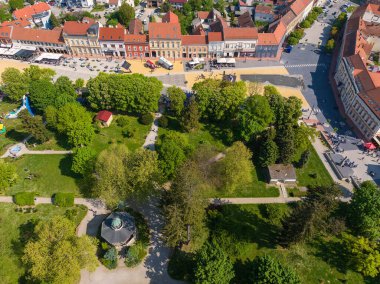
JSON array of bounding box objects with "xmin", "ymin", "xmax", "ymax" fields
[
  {"xmin": 342, "ymin": 233, "xmax": 380, "ymax": 278},
  {"xmin": 49, "ymin": 13, "xmax": 60, "ymax": 28},
  {"xmin": 0, "ymin": 6, "xmax": 12, "ymax": 22},
  {"xmin": 55, "ymin": 76, "xmax": 76, "ymax": 98},
  {"xmin": 192, "ymin": 79, "xmax": 246, "ymax": 121},
  {"xmin": 22, "ymin": 216, "xmax": 98, "ymax": 284},
  {"xmin": 157, "ymin": 131, "xmax": 189, "ymax": 179},
  {"xmin": 276, "ymin": 124, "xmax": 295, "ymax": 164},
  {"xmin": 117, "ymin": 2, "xmax": 135, "ymax": 26},
  {"xmin": 72, "ymin": 147, "xmax": 96, "ymax": 175},
  {"xmin": 163, "ymin": 160, "xmax": 209, "ymax": 252},
  {"xmin": 167, "ymin": 86, "xmax": 186, "ymax": 117},
  {"xmin": 0, "ymin": 160, "xmax": 17, "ymax": 191},
  {"xmin": 214, "ymin": 141, "xmax": 253, "ymax": 192},
  {"xmin": 92, "ymin": 145, "xmax": 159, "ymax": 208},
  {"xmin": 1, "ymin": 67, "xmax": 29, "ymax": 102},
  {"xmin": 349, "ymin": 181, "xmax": 380, "ymax": 240},
  {"xmin": 258, "ymin": 132, "xmax": 279, "ymax": 167},
  {"xmin": 180, "ymin": 96, "xmax": 200, "ymax": 132},
  {"xmin": 237, "ymin": 95, "xmax": 274, "ymax": 142},
  {"xmin": 194, "ymin": 240, "xmax": 235, "ymax": 284},
  {"xmin": 22, "ymin": 114, "xmax": 51, "ymax": 143},
  {"xmin": 29, "ymin": 79, "xmax": 57, "ymax": 112},
  {"xmin": 280, "ymin": 185, "xmax": 342, "ymax": 246},
  {"xmin": 251, "ymin": 255, "xmax": 300, "ymax": 284},
  {"xmin": 24, "ymin": 65, "xmax": 55, "ymax": 81}
]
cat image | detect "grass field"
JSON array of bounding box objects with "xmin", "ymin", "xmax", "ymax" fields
[
  {"xmin": 296, "ymin": 146, "xmax": 334, "ymax": 188},
  {"xmin": 169, "ymin": 204, "xmax": 367, "ymax": 284},
  {"xmin": 5, "ymin": 155, "xmax": 82, "ymax": 197},
  {"xmin": 0, "ymin": 203, "xmax": 87, "ymax": 284}
]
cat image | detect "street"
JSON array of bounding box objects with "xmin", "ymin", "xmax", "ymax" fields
[{"xmin": 281, "ymin": 0, "xmax": 380, "ymax": 185}]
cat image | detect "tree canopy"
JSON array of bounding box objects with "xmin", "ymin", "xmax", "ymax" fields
[
  {"xmin": 86, "ymin": 73, "xmax": 163, "ymax": 114},
  {"xmin": 117, "ymin": 2, "xmax": 135, "ymax": 26},
  {"xmin": 349, "ymin": 181, "xmax": 380, "ymax": 240},
  {"xmin": 0, "ymin": 160, "xmax": 18, "ymax": 191},
  {"xmin": 1, "ymin": 67, "xmax": 29, "ymax": 102},
  {"xmin": 22, "ymin": 216, "xmax": 98, "ymax": 284},
  {"xmin": 194, "ymin": 240, "xmax": 235, "ymax": 284},
  {"xmin": 167, "ymin": 86, "xmax": 186, "ymax": 117}
]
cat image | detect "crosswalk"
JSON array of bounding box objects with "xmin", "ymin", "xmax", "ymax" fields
[{"xmin": 284, "ymin": 63, "xmax": 327, "ymax": 68}]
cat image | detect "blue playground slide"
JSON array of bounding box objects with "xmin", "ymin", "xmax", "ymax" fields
[{"xmin": 24, "ymin": 96, "xmax": 34, "ymax": 117}]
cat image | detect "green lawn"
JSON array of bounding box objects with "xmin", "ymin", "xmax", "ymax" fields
[
  {"xmin": 0, "ymin": 203, "xmax": 87, "ymax": 284},
  {"xmin": 296, "ymin": 146, "xmax": 334, "ymax": 188},
  {"xmin": 91, "ymin": 114, "xmax": 151, "ymax": 153},
  {"xmin": 0, "ymin": 102, "xmax": 29, "ymax": 154},
  {"xmin": 287, "ymin": 187, "xmax": 307, "ymax": 197},
  {"xmin": 201, "ymin": 169, "xmax": 280, "ymax": 198},
  {"xmin": 169, "ymin": 204, "xmax": 367, "ymax": 284},
  {"xmin": 5, "ymin": 155, "xmax": 82, "ymax": 197}
]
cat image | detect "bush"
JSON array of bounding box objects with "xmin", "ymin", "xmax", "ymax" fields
[
  {"xmin": 102, "ymin": 247, "xmax": 118, "ymax": 269},
  {"xmin": 65, "ymin": 208, "xmax": 79, "ymax": 221},
  {"xmin": 54, "ymin": 192, "xmax": 74, "ymax": 207},
  {"xmin": 123, "ymin": 127, "xmax": 136, "ymax": 138},
  {"xmin": 158, "ymin": 115, "xmax": 169, "ymax": 128},
  {"xmin": 325, "ymin": 38, "xmax": 335, "ymax": 53},
  {"xmin": 139, "ymin": 113, "xmax": 154, "ymax": 125},
  {"xmin": 125, "ymin": 242, "xmax": 147, "ymax": 267},
  {"xmin": 14, "ymin": 192, "xmax": 35, "ymax": 206},
  {"xmin": 116, "ymin": 116, "xmax": 129, "ymax": 127}
]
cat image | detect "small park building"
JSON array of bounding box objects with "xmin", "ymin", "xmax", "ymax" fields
[
  {"xmin": 101, "ymin": 212, "xmax": 136, "ymax": 249},
  {"xmin": 268, "ymin": 164, "xmax": 297, "ymax": 184},
  {"xmin": 96, "ymin": 110, "xmax": 113, "ymax": 127}
]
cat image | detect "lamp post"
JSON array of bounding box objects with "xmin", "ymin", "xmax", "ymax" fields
[{"xmin": 308, "ymin": 105, "xmax": 320, "ymax": 119}]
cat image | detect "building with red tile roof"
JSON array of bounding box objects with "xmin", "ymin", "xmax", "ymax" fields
[
  {"xmin": 96, "ymin": 111, "xmax": 113, "ymax": 127},
  {"xmin": 148, "ymin": 22, "xmax": 181, "ymax": 58},
  {"xmin": 124, "ymin": 34, "xmax": 149, "ymax": 58},
  {"xmin": 128, "ymin": 19, "xmax": 143, "ymax": 35},
  {"xmin": 162, "ymin": 11, "xmax": 179, "ymax": 24},
  {"xmin": 207, "ymin": 32, "xmax": 224, "ymax": 57},
  {"xmin": 12, "ymin": 2, "xmax": 51, "ymax": 29},
  {"xmin": 99, "ymin": 27, "xmax": 126, "ymax": 57},
  {"xmin": 0, "ymin": 18, "xmax": 31, "ymax": 28},
  {"xmin": 0, "ymin": 26, "xmax": 13, "ymax": 47},
  {"xmin": 181, "ymin": 35, "xmax": 207, "ymax": 58},
  {"xmin": 334, "ymin": 3, "xmax": 380, "ymax": 142},
  {"xmin": 254, "ymin": 4, "xmax": 275, "ymax": 23},
  {"xmin": 62, "ymin": 21, "xmax": 102, "ymax": 56}
]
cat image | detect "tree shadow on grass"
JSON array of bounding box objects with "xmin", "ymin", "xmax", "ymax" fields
[
  {"xmin": 5, "ymin": 129, "xmax": 28, "ymax": 142},
  {"xmin": 209, "ymin": 205, "xmax": 280, "ymax": 249},
  {"xmin": 233, "ymin": 259, "xmax": 255, "ymax": 284}
]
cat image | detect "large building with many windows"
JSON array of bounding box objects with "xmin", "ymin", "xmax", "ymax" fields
[{"xmin": 334, "ymin": 4, "xmax": 380, "ymax": 143}]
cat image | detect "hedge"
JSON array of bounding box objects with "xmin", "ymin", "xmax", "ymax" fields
[
  {"xmin": 139, "ymin": 113, "xmax": 154, "ymax": 125},
  {"xmin": 54, "ymin": 192, "xmax": 74, "ymax": 207},
  {"xmin": 14, "ymin": 192, "xmax": 35, "ymax": 206}
]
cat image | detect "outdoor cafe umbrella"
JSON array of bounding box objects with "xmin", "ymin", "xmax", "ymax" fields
[{"xmin": 364, "ymin": 142, "xmax": 376, "ymax": 150}]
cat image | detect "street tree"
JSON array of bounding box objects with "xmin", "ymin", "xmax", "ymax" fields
[
  {"xmin": 24, "ymin": 65, "xmax": 55, "ymax": 81},
  {"xmin": 1, "ymin": 67, "xmax": 29, "ymax": 102},
  {"xmin": 0, "ymin": 160, "xmax": 17, "ymax": 191},
  {"xmin": 167, "ymin": 86, "xmax": 186, "ymax": 117},
  {"xmin": 349, "ymin": 181, "xmax": 380, "ymax": 240},
  {"xmin": 237, "ymin": 95, "xmax": 274, "ymax": 142},
  {"xmin": 22, "ymin": 216, "xmax": 98, "ymax": 283},
  {"xmin": 55, "ymin": 76, "xmax": 77, "ymax": 98},
  {"xmin": 194, "ymin": 240, "xmax": 235, "ymax": 284}
]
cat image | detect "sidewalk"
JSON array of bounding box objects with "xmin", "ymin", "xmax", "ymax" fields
[{"xmin": 1, "ymin": 142, "xmax": 72, "ymax": 158}]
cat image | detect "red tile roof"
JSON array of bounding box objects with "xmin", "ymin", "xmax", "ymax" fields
[
  {"xmin": 96, "ymin": 110, "xmax": 112, "ymax": 122},
  {"xmin": 13, "ymin": 2, "xmax": 50, "ymax": 20},
  {"xmin": 148, "ymin": 23, "xmax": 181, "ymax": 39},
  {"xmin": 63, "ymin": 21, "xmax": 93, "ymax": 36},
  {"xmin": 258, "ymin": 33, "xmax": 278, "ymax": 45},
  {"xmin": 99, "ymin": 27, "xmax": 125, "ymax": 41},
  {"xmin": 0, "ymin": 18, "xmax": 31, "ymax": 28},
  {"xmin": 255, "ymin": 4, "xmax": 273, "ymax": 14},
  {"xmin": 181, "ymin": 35, "xmax": 207, "ymax": 45},
  {"xmin": 197, "ymin": 11, "xmax": 210, "ymax": 19},
  {"xmin": 109, "ymin": 0, "xmax": 119, "ymax": 5},
  {"xmin": 124, "ymin": 34, "xmax": 148, "ymax": 43},
  {"xmin": 290, "ymin": 0, "xmax": 312, "ymax": 16},
  {"xmin": 223, "ymin": 27, "xmax": 258, "ymax": 40},
  {"xmin": 0, "ymin": 26, "xmax": 12, "ymax": 39},
  {"xmin": 207, "ymin": 31, "xmax": 223, "ymax": 42},
  {"xmin": 162, "ymin": 11, "xmax": 179, "ymax": 24},
  {"xmin": 128, "ymin": 19, "xmax": 143, "ymax": 35},
  {"xmin": 367, "ymin": 3, "xmax": 380, "ymax": 15},
  {"xmin": 11, "ymin": 26, "xmax": 64, "ymax": 44},
  {"xmin": 273, "ymin": 21, "xmax": 286, "ymax": 43}
]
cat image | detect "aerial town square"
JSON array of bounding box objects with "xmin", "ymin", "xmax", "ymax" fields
[{"xmin": 0, "ymin": 0, "xmax": 380, "ymax": 283}]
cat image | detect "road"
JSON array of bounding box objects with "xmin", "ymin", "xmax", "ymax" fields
[{"xmin": 281, "ymin": 0, "xmax": 378, "ymax": 185}]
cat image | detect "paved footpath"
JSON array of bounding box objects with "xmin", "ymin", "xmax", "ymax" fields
[
  {"xmin": 143, "ymin": 112, "xmax": 162, "ymax": 151},
  {"xmin": 1, "ymin": 142, "xmax": 72, "ymax": 158}
]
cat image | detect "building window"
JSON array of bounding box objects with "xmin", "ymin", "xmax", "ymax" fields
[
  {"xmin": 133, "ymin": 46, "xmax": 137, "ymax": 51},
  {"xmin": 139, "ymin": 46, "xmax": 143, "ymax": 51}
]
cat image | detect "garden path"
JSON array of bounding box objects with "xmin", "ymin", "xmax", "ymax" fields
[{"xmin": 1, "ymin": 142, "xmax": 72, "ymax": 158}]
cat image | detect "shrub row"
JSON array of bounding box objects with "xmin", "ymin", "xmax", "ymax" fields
[
  {"xmin": 14, "ymin": 192, "xmax": 35, "ymax": 206},
  {"xmin": 54, "ymin": 192, "xmax": 74, "ymax": 207}
]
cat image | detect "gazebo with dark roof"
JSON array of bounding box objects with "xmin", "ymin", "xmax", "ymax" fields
[{"xmin": 101, "ymin": 212, "xmax": 136, "ymax": 247}]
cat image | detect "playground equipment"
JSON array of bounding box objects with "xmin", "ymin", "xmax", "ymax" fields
[
  {"xmin": 0, "ymin": 121, "xmax": 6, "ymax": 134},
  {"xmin": 6, "ymin": 95, "xmax": 34, "ymax": 119}
]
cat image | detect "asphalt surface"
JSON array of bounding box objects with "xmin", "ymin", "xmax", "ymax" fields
[{"xmin": 241, "ymin": 74, "xmax": 303, "ymax": 88}]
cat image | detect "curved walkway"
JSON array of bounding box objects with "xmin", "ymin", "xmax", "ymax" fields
[{"xmin": 1, "ymin": 143, "xmax": 72, "ymax": 158}]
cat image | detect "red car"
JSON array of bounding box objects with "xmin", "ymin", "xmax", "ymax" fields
[{"xmin": 145, "ymin": 60, "xmax": 156, "ymax": 69}]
